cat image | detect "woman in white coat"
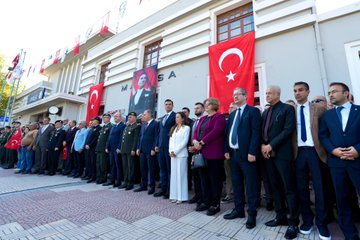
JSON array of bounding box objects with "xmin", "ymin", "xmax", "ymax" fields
[{"xmin": 169, "ymin": 112, "xmax": 190, "ymax": 203}]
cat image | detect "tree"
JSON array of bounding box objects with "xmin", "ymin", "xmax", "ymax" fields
[{"xmin": 0, "ymin": 53, "xmax": 23, "ymax": 117}]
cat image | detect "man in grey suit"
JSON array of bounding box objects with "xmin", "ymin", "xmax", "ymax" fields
[{"xmin": 31, "ymin": 117, "xmax": 54, "ymax": 174}]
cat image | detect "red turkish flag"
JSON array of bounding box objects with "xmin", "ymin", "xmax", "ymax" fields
[
  {"xmin": 73, "ymin": 35, "xmax": 80, "ymax": 56},
  {"xmin": 100, "ymin": 12, "xmax": 110, "ymax": 35},
  {"xmin": 39, "ymin": 59, "xmax": 45, "ymax": 74},
  {"xmin": 86, "ymin": 83, "xmax": 104, "ymax": 124},
  {"xmin": 53, "ymin": 49, "xmax": 61, "ymax": 64},
  {"xmin": 12, "ymin": 54, "xmax": 20, "ymax": 69},
  {"xmin": 209, "ymin": 32, "xmax": 255, "ymax": 113},
  {"xmin": 5, "ymin": 127, "xmax": 22, "ymax": 150}
]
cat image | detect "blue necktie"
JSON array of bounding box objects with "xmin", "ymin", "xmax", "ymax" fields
[
  {"xmin": 231, "ymin": 108, "xmax": 241, "ymax": 145},
  {"xmin": 300, "ymin": 105, "xmax": 307, "ymax": 142},
  {"xmin": 336, "ymin": 106, "xmax": 344, "ymax": 129}
]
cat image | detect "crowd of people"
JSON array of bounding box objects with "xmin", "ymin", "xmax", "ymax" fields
[{"xmin": 0, "ymin": 81, "xmax": 359, "ymax": 240}]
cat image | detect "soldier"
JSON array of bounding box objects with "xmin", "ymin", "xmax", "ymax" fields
[
  {"xmin": 120, "ymin": 112, "xmax": 141, "ymax": 190},
  {"xmin": 0, "ymin": 126, "xmax": 11, "ymax": 167},
  {"xmin": 83, "ymin": 118, "xmax": 101, "ymax": 183},
  {"xmin": 95, "ymin": 113, "xmax": 113, "ymax": 184},
  {"xmin": 47, "ymin": 120, "xmax": 66, "ymax": 176}
]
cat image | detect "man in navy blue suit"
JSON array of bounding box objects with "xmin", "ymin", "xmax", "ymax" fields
[
  {"xmin": 135, "ymin": 109, "xmax": 159, "ymax": 194},
  {"xmin": 319, "ymin": 82, "xmax": 360, "ymax": 240},
  {"xmin": 223, "ymin": 87, "xmax": 261, "ymax": 229},
  {"xmin": 104, "ymin": 112, "xmax": 125, "ymax": 187},
  {"xmin": 154, "ymin": 99, "xmax": 176, "ymax": 199}
]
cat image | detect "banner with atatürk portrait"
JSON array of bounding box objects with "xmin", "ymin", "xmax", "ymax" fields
[{"xmin": 128, "ymin": 65, "xmax": 158, "ymax": 116}]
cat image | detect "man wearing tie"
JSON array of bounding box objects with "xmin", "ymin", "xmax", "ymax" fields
[
  {"xmin": 223, "ymin": 88, "xmax": 261, "ymax": 229},
  {"xmin": 104, "ymin": 112, "xmax": 125, "ymax": 187},
  {"xmin": 293, "ymin": 82, "xmax": 330, "ymax": 240},
  {"xmin": 135, "ymin": 109, "xmax": 159, "ymax": 194},
  {"xmin": 47, "ymin": 120, "xmax": 66, "ymax": 176},
  {"xmin": 319, "ymin": 82, "xmax": 360, "ymax": 240},
  {"xmin": 261, "ymin": 85, "xmax": 299, "ymax": 239},
  {"xmin": 154, "ymin": 99, "xmax": 176, "ymax": 199}
]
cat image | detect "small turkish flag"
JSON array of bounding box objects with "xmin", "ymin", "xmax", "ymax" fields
[
  {"xmin": 53, "ymin": 49, "xmax": 61, "ymax": 64},
  {"xmin": 12, "ymin": 54, "xmax": 20, "ymax": 69},
  {"xmin": 209, "ymin": 32, "xmax": 255, "ymax": 113},
  {"xmin": 73, "ymin": 35, "xmax": 80, "ymax": 56},
  {"xmin": 86, "ymin": 83, "xmax": 104, "ymax": 124},
  {"xmin": 39, "ymin": 59, "xmax": 45, "ymax": 74},
  {"xmin": 5, "ymin": 127, "xmax": 22, "ymax": 150},
  {"xmin": 100, "ymin": 12, "xmax": 110, "ymax": 35}
]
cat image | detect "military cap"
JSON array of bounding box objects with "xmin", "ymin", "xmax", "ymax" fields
[
  {"xmin": 102, "ymin": 113, "xmax": 111, "ymax": 118},
  {"xmin": 128, "ymin": 112, "xmax": 137, "ymax": 117},
  {"xmin": 55, "ymin": 120, "xmax": 63, "ymax": 124},
  {"xmin": 92, "ymin": 116, "xmax": 102, "ymax": 124}
]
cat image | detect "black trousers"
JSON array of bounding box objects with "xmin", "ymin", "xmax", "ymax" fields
[
  {"xmin": 122, "ymin": 153, "xmax": 135, "ymax": 186},
  {"xmin": 199, "ymin": 158, "xmax": 223, "ymax": 207},
  {"xmin": 47, "ymin": 149, "xmax": 61, "ymax": 174},
  {"xmin": 265, "ymin": 157, "xmax": 299, "ymax": 226}
]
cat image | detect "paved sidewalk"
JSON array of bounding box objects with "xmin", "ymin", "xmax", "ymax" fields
[{"xmin": 0, "ymin": 168, "xmax": 350, "ymax": 240}]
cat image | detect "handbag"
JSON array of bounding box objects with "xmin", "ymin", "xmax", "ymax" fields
[{"xmin": 191, "ymin": 153, "xmax": 207, "ymax": 169}]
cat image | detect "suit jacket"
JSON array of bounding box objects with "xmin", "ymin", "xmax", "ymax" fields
[
  {"xmin": 225, "ymin": 105, "xmax": 261, "ymax": 160},
  {"xmin": 35, "ymin": 124, "xmax": 55, "ymax": 147},
  {"xmin": 106, "ymin": 122, "xmax": 125, "ymax": 151},
  {"xmin": 120, "ymin": 122, "xmax": 141, "ymax": 154},
  {"xmin": 96, "ymin": 123, "xmax": 113, "ymax": 152},
  {"xmin": 169, "ymin": 125, "xmax": 190, "ymax": 158},
  {"xmin": 193, "ymin": 113, "xmax": 226, "ymax": 160},
  {"xmin": 85, "ymin": 125, "xmax": 101, "ymax": 149},
  {"xmin": 293, "ymin": 102, "xmax": 327, "ymax": 163},
  {"xmin": 319, "ymin": 104, "xmax": 360, "ymax": 168},
  {"xmin": 48, "ymin": 128, "xmax": 66, "ymax": 150},
  {"xmin": 261, "ymin": 101, "xmax": 296, "ymax": 160},
  {"xmin": 157, "ymin": 111, "xmax": 176, "ymax": 148},
  {"xmin": 128, "ymin": 89, "xmax": 155, "ymax": 115},
  {"xmin": 138, "ymin": 120, "xmax": 159, "ymax": 154},
  {"xmin": 65, "ymin": 127, "xmax": 78, "ymax": 146}
]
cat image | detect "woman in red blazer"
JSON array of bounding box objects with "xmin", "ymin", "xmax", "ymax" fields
[{"xmin": 192, "ymin": 97, "xmax": 226, "ymax": 216}]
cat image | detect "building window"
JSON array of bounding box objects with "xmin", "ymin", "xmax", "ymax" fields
[
  {"xmin": 99, "ymin": 62, "xmax": 111, "ymax": 83},
  {"xmin": 217, "ymin": 3, "xmax": 254, "ymax": 42},
  {"xmin": 254, "ymin": 72, "xmax": 260, "ymax": 106},
  {"xmin": 143, "ymin": 40, "xmax": 162, "ymax": 67}
]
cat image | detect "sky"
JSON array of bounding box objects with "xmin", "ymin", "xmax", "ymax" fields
[{"xmin": 0, "ymin": 0, "xmax": 359, "ymax": 86}]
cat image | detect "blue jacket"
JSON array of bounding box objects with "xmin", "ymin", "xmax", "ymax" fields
[
  {"xmin": 138, "ymin": 120, "xmax": 159, "ymax": 154},
  {"xmin": 106, "ymin": 122, "xmax": 125, "ymax": 151},
  {"xmin": 73, "ymin": 128, "xmax": 89, "ymax": 152}
]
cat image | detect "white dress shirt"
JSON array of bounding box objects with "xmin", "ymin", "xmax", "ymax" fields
[{"xmin": 296, "ymin": 101, "xmax": 314, "ymax": 147}]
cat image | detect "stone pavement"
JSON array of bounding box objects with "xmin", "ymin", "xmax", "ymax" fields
[{"xmin": 0, "ymin": 167, "xmax": 350, "ymax": 240}]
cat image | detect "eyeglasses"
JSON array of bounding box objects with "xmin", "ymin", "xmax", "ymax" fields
[
  {"xmin": 311, "ymin": 99, "xmax": 325, "ymax": 103},
  {"xmin": 327, "ymin": 90, "xmax": 344, "ymax": 96}
]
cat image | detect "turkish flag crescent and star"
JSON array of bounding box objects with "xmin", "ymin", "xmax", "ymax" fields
[
  {"xmin": 5, "ymin": 128, "xmax": 22, "ymax": 150},
  {"xmin": 209, "ymin": 32, "xmax": 255, "ymax": 113},
  {"xmin": 86, "ymin": 82, "xmax": 104, "ymax": 124}
]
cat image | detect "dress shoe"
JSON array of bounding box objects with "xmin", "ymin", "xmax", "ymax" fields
[
  {"xmin": 153, "ymin": 191, "xmax": 165, "ymax": 197},
  {"xmin": 207, "ymin": 206, "xmax": 220, "ymax": 216},
  {"xmin": 14, "ymin": 170, "xmax": 23, "ymax": 174},
  {"xmin": 196, "ymin": 203, "xmax": 210, "ymax": 212},
  {"xmin": 284, "ymin": 225, "xmax": 298, "ymax": 239},
  {"xmin": 87, "ymin": 179, "xmax": 95, "ymax": 183},
  {"xmin": 223, "ymin": 209, "xmax": 245, "ymax": 220},
  {"xmin": 118, "ymin": 184, "xmax": 127, "ymax": 189},
  {"xmin": 73, "ymin": 174, "xmax": 80, "ymax": 178},
  {"xmin": 188, "ymin": 196, "xmax": 200, "ymax": 204},
  {"xmin": 125, "ymin": 185, "xmax": 134, "ymax": 191},
  {"xmin": 102, "ymin": 182, "xmax": 113, "ymax": 186},
  {"xmin": 113, "ymin": 183, "xmax": 120, "ymax": 188},
  {"xmin": 265, "ymin": 218, "xmax": 288, "ymax": 227},
  {"xmin": 148, "ymin": 188, "xmax": 155, "ymax": 195},
  {"xmin": 317, "ymin": 225, "xmax": 331, "ymax": 240},
  {"xmin": 134, "ymin": 187, "xmax": 147, "ymax": 192},
  {"xmin": 49, "ymin": 172, "xmax": 55, "ymax": 176},
  {"xmin": 163, "ymin": 194, "xmax": 169, "ymax": 199},
  {"xmin": 246, "ymin": 215, "xmax": 256, "ymax": 229}
]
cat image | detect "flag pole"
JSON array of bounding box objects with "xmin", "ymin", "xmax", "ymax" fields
[
  {"xmin": 2, "ymin": 49, "xmax": 24, "ymax": 127},
  {"xmin": 0, "ymin": 70, "xmax": 11, "ymax": 104},
  {"xmin": 8, "ymin": 51, "xmax": 26, "ymax": 125}
]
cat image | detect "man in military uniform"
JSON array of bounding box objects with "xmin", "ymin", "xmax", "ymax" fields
[
  {"xmin": 0, "ymin": 126, "xmax": 11, "ymax": 167},
  {"xmin": 83, "ymin": 118, "xmax": 101, "ymax": 183},
  {"xmin": 120, "ymin": 112, "xmax": 141, "ymax": 190},
  {"xmin": 47, "ymin": 120, "xmax": 66, "ymax": 175},
  {"xmin": 95, "ymin": 113, "xmax": 113, "ymax": 184}
]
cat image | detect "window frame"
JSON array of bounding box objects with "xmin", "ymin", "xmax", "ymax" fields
[{"xmin": 143, "ymin": 39, "xmax": 162, "ymax": 67}]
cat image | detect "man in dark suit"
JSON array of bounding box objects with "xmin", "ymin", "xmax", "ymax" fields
[
  {"xmin": 47, "ymin": 120, "xmax": 66, "ymax": 175},
  {"xmin": 32, "ymin": 117, "xmax": 54, "ymax": 174},
  {"xmin": 128, "ymin": 72, "xmax": 155, "ymax": 115},
  {"xmin": 319, "ymin": 82, "xmax": 360, "ymax": 240},
  {"xmin": 223, "ymin": 88, "xmax": 261, "ymax": 229},
  {"xmin": 62, "ymin": 120, "xmax": 78, "ymax": 175},
  {"xmin": 135, "ymin": 109, "xmax": 159, "ymax": 194},
  {"xmin": 104, "ymin": 112, "xmax": 125, "ymax": 187},
  {"xmin": 120, "ymin": 112, "xmax": 141, "ymax": 190},
  {"xmin": 261, "ymin": 85, "xmax": 299, "ymax": 239},
  {"xmin": 292, "ymin": 82, "xmax": 330, "ymax": 240},
  {"xmin": 95, "ymin": 113, "xmax": 113, "ymax": 184},
  {"xmin": 154, "ymin": 99, "xmax": 176, "ymax": 198},
  {"xmin": 182, "ymin": 107, "xmax": 194, "ymax": 191},
  {"xmin": 84, "ymin": 118, "xmax": 101, "ymax": 183}
]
